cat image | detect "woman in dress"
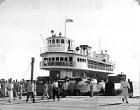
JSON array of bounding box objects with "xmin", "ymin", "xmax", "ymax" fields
[{"xmin": 41, "ymin": 82, "xmax": 49, "ymax": 100}]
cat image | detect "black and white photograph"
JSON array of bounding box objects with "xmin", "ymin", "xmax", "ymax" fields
[{"xmin": 0, "ymin": 0, "xmax": 140, "ymax": 110}]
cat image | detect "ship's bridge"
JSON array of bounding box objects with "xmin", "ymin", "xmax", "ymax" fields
[
  {"xmin": 42, "ymin": 30, "xmax": 75, "ymax": 53},
  {"xmin": 79, "ymin": 45, "xmax": 92, "ymax": 56}
]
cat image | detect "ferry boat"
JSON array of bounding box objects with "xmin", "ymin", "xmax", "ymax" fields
[{"xmin": 40, "ymin": 30, "xmax": 115, "ymax": 83}]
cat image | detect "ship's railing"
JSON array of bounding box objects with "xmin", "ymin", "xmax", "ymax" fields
[
  {"xmin": 88, "ymin": 64, "xmax": 113, "ymax": 71},
  {"xmin": 40, "ymin": 61, "xmax": 74, "ymax": 67}
]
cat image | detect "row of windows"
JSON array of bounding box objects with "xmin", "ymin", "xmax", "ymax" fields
[
  {"xmin": 88, "ymin": 65, "xmax": 113, "ymax": 71},
  {"xmin": 44, "ymin": 57, "xmax": 73, "ymax": 62},
  {"xmin": 48, "ymin": 39, "xmax": 65, "ymax": 44},
  {"xmin": 77, "ymin": 58, "xmax": 86, "ymax": 62},
  {"xmin": 88, "ymin": 60, "xmax": 112, "ymax": 67}
]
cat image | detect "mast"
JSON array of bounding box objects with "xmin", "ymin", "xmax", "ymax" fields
[
  {"xmin": 99, "ymin": 36, "xmax": 101, "ymax": 53},
  {"xmin": 64, "ymin": 17, "xmax": 73, "ymax": 37},
  {"xmin": 31, "ymin": 57, "xmax": 35, "ymax": 82}
]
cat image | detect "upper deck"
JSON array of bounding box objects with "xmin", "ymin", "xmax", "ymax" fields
[
  {"xmin": 40, "ymin": 30, "xmax": 115, "ymax": 73},
  {"xmin": 41, "ymin": 31, "xmax": 75, "ymax": 53}
]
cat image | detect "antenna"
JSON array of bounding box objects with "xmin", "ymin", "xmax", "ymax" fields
[
  {"xmin": 99, "ymin": 36, "xmax": 101, "ymax": 53},
  {"xmin": 40, "ymin": 34, "xmax": 47, "ymax": 47}
]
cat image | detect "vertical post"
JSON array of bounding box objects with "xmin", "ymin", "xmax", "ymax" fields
[
  {"xmin": 64, "ymin": 17, "xmax": 66, "ymax": 37},
  {"xmin": 31, "ymin": 57, "xmax": 35, "ymax": 83}
]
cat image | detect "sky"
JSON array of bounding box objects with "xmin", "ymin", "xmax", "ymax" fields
[{"xmin": 0, "ymin": 0, "xmax": 140, "ymax": 82}]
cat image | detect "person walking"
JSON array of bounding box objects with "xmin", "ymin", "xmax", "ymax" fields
[
  {"xmin": 19, "ymin": 82, "xmax": 23, "ymax": 99},
  {"xmin": 6, "ymin": 78, "xmax": 13, "ymax": 103},
  {"xmin": 48, "ymin": 81, "xmax": 53, "ymax": 99},
  {"xmin": 63, "ymin": 80, "xmax": 69, "ymax": 98},
  {"xmin": 52, "ymin": 80, "xmax": 60, "ymax": 101},
  {"xmin": 128, "ymin": 79, "xmax": 133, "ymax": 98},
  {"xmin": 5, "ymin": 80, "xmax": 8, "ymax": 97},
  {"xmin": 26, "ymin": 81, "xmax": 35, "ymax": 103},
  {"xmin": 0, "ymin": 83, "xmax": 3, "ymax": 96},
  {"xmin": 120, "ymin": 76, "xmax": 130, "ymax": 103},
  {"xmin": 13, "ymin": 80, "xmax": 18, "ymax": 100},
  {"xmin": 90, "ymin": 79, "xmax": 94, "ymax": 97},
  {"xmin": 41, "ymin": 82, "xmax": 49, "ymax": 100}
]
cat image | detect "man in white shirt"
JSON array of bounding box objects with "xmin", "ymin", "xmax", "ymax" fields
[
  {"xmin": 6, "ymin": 78, "xmax": 13, "ymax": 103},
  {"xmin": 26, "ymin": 81, "xmax": 35, "ymax": 103},
  {"xmin": 52, "ymin": 80, "xmax": 60, "ymax": 101}
]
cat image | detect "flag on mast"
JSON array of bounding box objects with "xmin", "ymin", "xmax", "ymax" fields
[
  {"xmin": 64, "ymin": 18, "xmax": 74, "ymax": 37},
  {"xmin": 66, "ymin": 19, "xmax": 73, "ymax": 22}
]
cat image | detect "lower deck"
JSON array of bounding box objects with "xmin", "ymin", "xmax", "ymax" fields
[{"xmin": 48, "ymin": 69, "xmax": 111, "ymax": 83}]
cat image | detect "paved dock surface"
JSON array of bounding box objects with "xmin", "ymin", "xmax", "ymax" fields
[{"xmin": 0, "ymin": 96, "xmax": 139, "ymax": 110}]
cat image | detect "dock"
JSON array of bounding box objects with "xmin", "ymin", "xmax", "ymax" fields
[{"xmin": 0, "ymin": 96, "xmax": 139, "ymax": 110}]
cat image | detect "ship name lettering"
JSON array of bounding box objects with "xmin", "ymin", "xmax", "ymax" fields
[{"xmin": 49, "ymin": 44, "xmax": 61, "ymax": 47}]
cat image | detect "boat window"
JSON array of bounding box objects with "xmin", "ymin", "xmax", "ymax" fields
[
  {"xmin": 56, "ymin": 57, "xmax": 59, "ymax": 61},
  {"xmin": 60, "ymin": 57, "xmax": 64, "ymax": 61},
  {"xmin": 61, "ymin": 39, "xmax": 64, "ymax": 43},
  {"xmin": 77, "ymin": 58, "xmax": 80, "ymax": 61},
  {"xmin": 65, "ymin": 57, "xmax": 68, "ymax": 61},
  {"xmin": 83, "ymin": 59, "xmax": 84, "ymax": 62},
  {"xmin": 77, "ymin": 58, "xmax": 86, "ymax": 62},
  {"xmin": 56, "ymin": 39, "xmax": 60, "ymax": 43},
  {"xmin": 52, "ymin": 57, "xmax": 55, "ymax": 61},
  {"xmin": 68, "ymin": 40, "xmax": 70, "ymax": 49},
  {"xmin": 69, "ymin": 57, "xmax": 73, "ymax": 61},
  {"xmin": 49, "ymin": 40, "xmax": 51, "ymax": 44},
  {"xmin": 44, "ymin": 58, "xmax": 48, "ymax": 60},
  {"xmin": 49, "ymin": 57, "xmax": 51, "ymax": 61},
  {"xmin": 52, "ymin": 38, "xmax": 55, "ymax": 43}
]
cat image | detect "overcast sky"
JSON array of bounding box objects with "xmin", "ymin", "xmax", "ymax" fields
[{"xmin": 0, "ymin": 0, "xmax": 140, "ymax": 82}]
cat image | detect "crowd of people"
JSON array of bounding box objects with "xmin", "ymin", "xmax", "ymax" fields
[
  {"xmin": 0, "ymin": 78, "xmax": 27, "ymax": 98},
  {"xmin": 0, "ymin": 78, "xmax": 32, "ymax": 103},
  {"xmin": 0, "ymin": 76, "xmax": 133, "ymax": 104},
  {"xmin": 0, "ymin": 78, "xmax": 69, "ymax": 103}
]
